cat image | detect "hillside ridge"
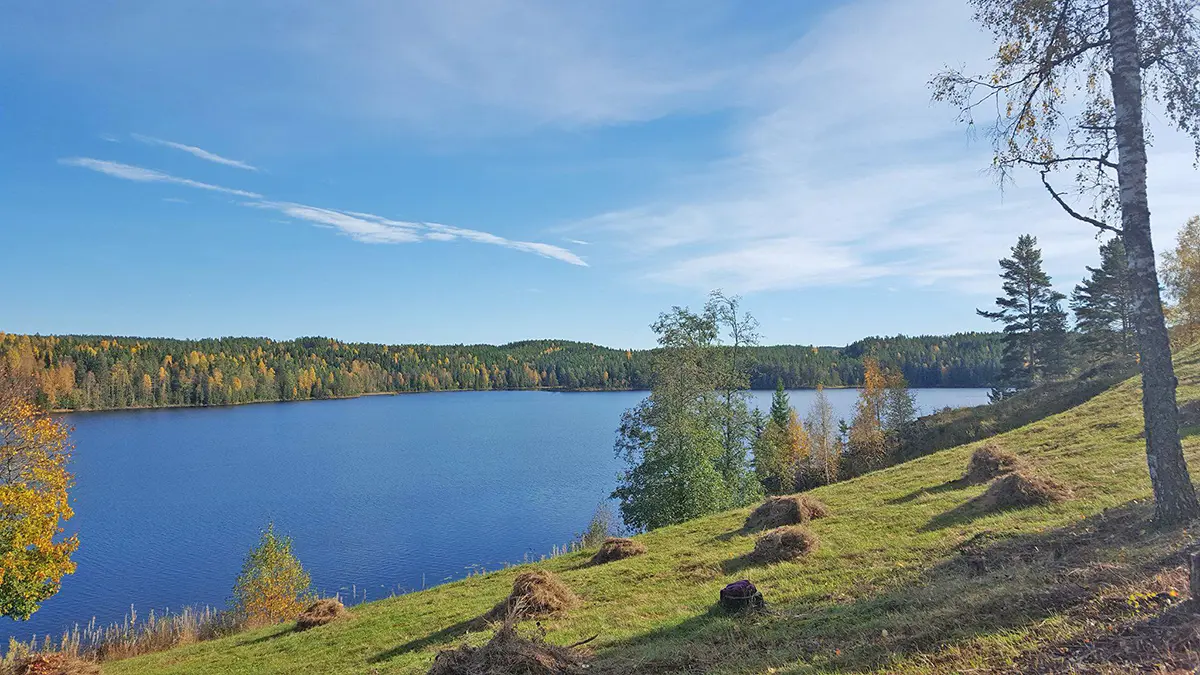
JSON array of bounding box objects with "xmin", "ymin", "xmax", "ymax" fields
[{"xmin": 93, "ymin": 346, "xmax": 1200, "ymax": 673}]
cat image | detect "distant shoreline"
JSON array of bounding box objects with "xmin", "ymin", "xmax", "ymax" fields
[{"xmin": 53, "ymin": 384, "xmax": 990, "ymax": 415}]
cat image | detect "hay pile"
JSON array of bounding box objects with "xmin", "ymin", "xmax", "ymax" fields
[
  {"xmin": 744, "ymin": 495, "xmax": 829, "ymax": 531},
  {"xmin": 978, "ymin": 470, "xmax": 1073, "ymax": 510},
  {"xmin": 750, "ymin": 525, "xmax": 820, "ymax": 563},
  {"xmin": 295, "ymin": 598, "xmax": 351, "ymax": 631},
  {"xmin": 428, "ymin": 621, "xmax": 590, "ymax": 675},
  {"xmin": 484, "ymin": 569, "xmax": 579, "ymax": 622},
  {"xmin": 15, "ymin": 654, "xmax": 101, "ymax": 675},
  {"xmin": 965, "ymin": 444, "xmax": 1024, "ymax": 483},
  {"xmin": 590, "ymin": 537, "xmax": 646, "ymax": 565}
]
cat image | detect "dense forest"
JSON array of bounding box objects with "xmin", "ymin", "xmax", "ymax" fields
[{"xmin": 0, "ymin": 332, "xmax": 1000, "ymax": 411}]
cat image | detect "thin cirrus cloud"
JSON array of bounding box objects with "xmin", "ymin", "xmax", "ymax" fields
[
  {"xmin": 252, "ymin": 202, "xmax": 588, "ymax": 266},
  {"xmin": 60, "ymin": 157, "xmax": 263, "ymax": 198},
  {"xmin": 61, "ymin": 157, "xmax": 586, "ymax": 266},
  {"xmin": 568, "ymin": 0, "xmax": 1198, "ymax": 294},
  {"xmin": 131, "ymin": 133, "xmax": 259, "ymax": 171}
]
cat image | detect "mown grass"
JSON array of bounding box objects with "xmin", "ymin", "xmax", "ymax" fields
[{"xmin": 102, "ymin": 349, "xmax": 1200, "ymax": 674}]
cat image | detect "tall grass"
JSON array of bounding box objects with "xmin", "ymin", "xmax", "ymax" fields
[
  {"xmin": 1, "ymin": 533, "xmax": 592, "ymax": 670},
  {"xmin": 1, "ymin": 606, "xmax": 242, "ymax": 672}
]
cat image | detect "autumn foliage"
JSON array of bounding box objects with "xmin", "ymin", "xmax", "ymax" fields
[
  {"xmin": 0, "ymin": 365, "xmax": 78, "ymax": 620},
  {"xmin": 230, "ymin": 525, "xmax": 312, "ymax": 628}
]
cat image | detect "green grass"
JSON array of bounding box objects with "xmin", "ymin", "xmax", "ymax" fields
[{"xmin": 103, "ymin": 350, "xmax": 1200, "ymax": 674}]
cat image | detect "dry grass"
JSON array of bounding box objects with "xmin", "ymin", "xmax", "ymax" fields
[
  {"xmin": 1, "ymin": 606, "xmax": 240, "ymax": 671},
  {"xmin": 427, "ymin": 619, "xmax": 590, "ymax": 675},
  {"xmin": 483, "ymin": 569, "xmax": 579, "ymax": 622},
  {"xmin": 964, "ymin": 444, "xmax": 1025, "ymax": 484},
  {"xmin": 294, "ymin": 598, "xmax": 351, "ymax": 631},
  {"xmin": 749, "ymin": 525, "xmax": 820, "ymax": 564},
  {"xmin": 589, "ymin": 538, "xmax": 647, "ymax": 565},
  {"xmin": 743, "ymin": 495, "xmax": 829, "ymax": 531},
  {"xmin": 977, "ymin": 469, "xmax": 1073, "ymax": 510},
  {"xmin": 11, "ymin": 654, "xmax": 102, "ymax": 675}
]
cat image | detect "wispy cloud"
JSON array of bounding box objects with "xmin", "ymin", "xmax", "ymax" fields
[
  {"xmin": 572, "ymin": 0, "xmax": 1197, "ymax": 294},
  {"xmin": 567, "ymin": 239, "xmax": 591, "ymax": 246},
  {"xmin": 132, "ymin": 134, "xmax": 258, "ymax": 171},
  {"xmin": 60, "ymin": 157, "xmax": 585, "ymax": 265},
  {"xmin": 60, "ymin": 158, "xmax": 263, "ymax": 198},
  {"xmin": 253, "ymin": 201, "xmax": 588, "ymax": 266}
]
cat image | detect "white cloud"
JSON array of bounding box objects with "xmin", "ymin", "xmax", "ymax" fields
[
  {"xmin": 1, "ymin": 1, "xmax": 768, "ymax": 134},
  {"xmin": 60, "ymin": 157, "xmax": 262, "ymax": 198},
  {"xmin": 572, "ymin": 0, "xmax": 1199, "ymax": 295},
  {"xmin": 61, "ymin": 157, "xmax": 586, "ymax": 266},
  {"xmin": 252, "ymin": 202, "xmax": 588, "ymax": 266},
  {"xmin": 132, "ymin": 134, "xmax": 259, "ymax": 171}
]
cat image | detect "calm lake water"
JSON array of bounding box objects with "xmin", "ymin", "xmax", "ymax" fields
[{"xmin": 3, "ymin": 387, "xmax": 989, "ymax": 642}]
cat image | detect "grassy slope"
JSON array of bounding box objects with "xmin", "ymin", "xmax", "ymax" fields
[{"xmin": 107, "ymin": 350, "xmax": 1200, "ymax": 675}]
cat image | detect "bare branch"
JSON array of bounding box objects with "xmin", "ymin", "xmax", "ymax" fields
[
  {"xmin": 1017, "ymin": 154, "xmax": 1119, "ymax": 169},
  {"xmin": 1040, "ymin": 169, "xmax": 1122, "ymax": 235}
]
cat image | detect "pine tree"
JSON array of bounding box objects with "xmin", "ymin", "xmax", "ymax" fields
[
  {"xmin": 768, "ymin": 378, "xmax": 790, "ymax": 430},
  {"xmin": 1072, "ymin": 237, "xmax": 1136, "ymax": 362},
  {"xmin": 978, "ymin": 235, "xmax": 1070, "ymax": 399},
  {"xmin": 933, "ymin": 0, "xmax": 1200, "ymax": 524}
]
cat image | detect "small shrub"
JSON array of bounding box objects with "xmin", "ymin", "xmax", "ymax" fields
[
  {"xmin": 484, "ymin": 569, "xmax": 579, "ymax": 622},
  {"xmin": 295, "ymin": 598, "xmax": 350, "ymax": 631},
  {"xmin": 590, "ymin": 537, "xmax": 646, "ymax": 565},
  {"xmin": 428, "ymin": 619, "xmax": 590, "ymax": 675},
  {"xmin": 965, "ymin": 444, "xmax": 1024, "ymax": 483},
  {"xmin": 744, "ymin": 495, "xmax": 829, "ymax": 531},
  {"xmin": 977, "ymin": 470, "xmax": 1073, "ymax": 510},
  {"xmin": 576, "ymin": 502, "xmax": 620, "ymax": 549},
  {"xmin": 231, "ymin": 524, "xmax": 312, "ymax": 628},
  {"xmin": 750, "ymin": 525, "xmax": 820, "ymax": 563}
]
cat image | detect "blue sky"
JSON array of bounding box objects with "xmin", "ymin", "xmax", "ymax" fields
[{"xmin": 2, "ymin": 0, "xmax": 1197, "ymax": 349}]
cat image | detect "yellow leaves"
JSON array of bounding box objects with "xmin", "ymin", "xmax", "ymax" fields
[
  {"xmin": 0, "ymin": 386, "xmax": 77, "ymax": 619},
  {"xmin": 232, "ymin": 525, "xmax": 311, "ymax": 627}
]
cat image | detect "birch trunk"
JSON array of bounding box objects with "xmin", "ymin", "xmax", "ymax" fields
[{"xmin": 1108, "ymin": 0, "xmax": 1200, "ymax": 524}]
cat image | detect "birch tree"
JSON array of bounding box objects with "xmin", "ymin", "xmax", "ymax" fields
[{"xmin": 932, "ymin": 0, "xmax": 1200, "ymax": 523}]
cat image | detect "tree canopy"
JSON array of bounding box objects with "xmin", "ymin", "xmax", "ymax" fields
[{"xmin": 0, "ymin": 332, "xmax": 1003, "ymax": 412}]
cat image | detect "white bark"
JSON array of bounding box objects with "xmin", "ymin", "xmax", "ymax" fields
[{"xmin": 1109, "ymin": 0, "xmax": 1200, "ymax": 523}]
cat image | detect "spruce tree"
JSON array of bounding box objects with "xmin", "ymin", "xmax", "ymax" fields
[
  {"xmin": 768, "ymin": 378, "xmax": 790, "ymax": 430},
  {"xmin": 1071, "ymin": 237, "xmax": 1135, "ymax": 362},
  {"xmin": 978, "ymin": 235, "xmax": 1070, "ymax": 399}
]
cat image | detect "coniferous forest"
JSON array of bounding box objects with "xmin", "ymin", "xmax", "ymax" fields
[{"xmin": 0, "ymin": 332, "xmax": 1000, "ymax": 411}]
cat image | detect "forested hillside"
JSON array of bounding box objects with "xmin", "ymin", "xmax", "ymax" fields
[{"xmin": 0, "ymin": 332, "xmax": 999, "ymax": 411}]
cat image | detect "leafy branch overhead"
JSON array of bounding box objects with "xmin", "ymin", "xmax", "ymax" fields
[{"xmin": 931, "ymin": 0, "xmax": 1200, "ymax": 234}]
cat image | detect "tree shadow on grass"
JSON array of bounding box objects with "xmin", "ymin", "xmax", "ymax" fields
[
  {"xmin": 887, "ymin": 477, "xmax": 971, "ymax": 505},
  {"xmin": 720, "ymin": 552, "xmax": 763, "ymax": 575},
  {"xmin": 234, "ymin": 625, "xmax": 294, "ymax": 647},
  {"xmin": 918, "ymin": 493, "xmax": 999, "ymax": 531},
  {"xmin": 587, "ymin": 501, "xmax": 1191, "ymax": 674},
  {"xmin": 367, "ymin": 616, "xmax": 484, "ymax": 664}
]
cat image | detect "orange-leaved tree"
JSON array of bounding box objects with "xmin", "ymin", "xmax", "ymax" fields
[
  {"xmin": 846, "ymin": 357, "xmax": 888, "ymax": 476},
  {"xmin": 0, "ymin": 364, "xmax": 78, "ymax": 620},
  {"xmin": 231, "ymin": 524, "xmax": 312, "ymax": 627}
]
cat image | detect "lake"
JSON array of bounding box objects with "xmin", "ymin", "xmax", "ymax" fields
[{"xmin": 2, "ymin": 387, "xmax": 989, "ymax": 642}]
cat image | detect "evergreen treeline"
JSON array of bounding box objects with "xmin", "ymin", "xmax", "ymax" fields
[{"xmin": 0, "ymin": 332, "xmax": 1002, "ymax": 411}]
